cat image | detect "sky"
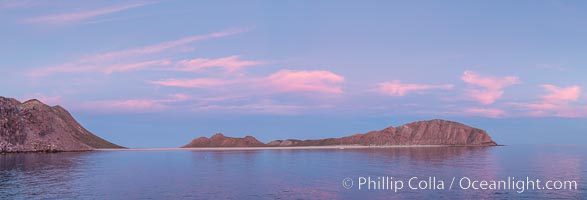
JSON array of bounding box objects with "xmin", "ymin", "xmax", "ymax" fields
[{"xmin": 1, "ymin": 0, "xmax": 586, "ymax": 147}]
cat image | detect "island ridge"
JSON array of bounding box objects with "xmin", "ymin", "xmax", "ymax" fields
[
  {"xmin": 182, "ymin": 119, "xmax": 498, "ymax": 148},
  {"xmin": 1, "ymin": 96, "xmax": 498, "ymax": 153}
]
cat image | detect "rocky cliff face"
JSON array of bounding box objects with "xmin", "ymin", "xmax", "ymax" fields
[
  {"xmin": 182, "ymin": 133, "xmax": 267, "ymax": 148},
  {"xmin": 0, "ymin": 96, "xmax": 123, "ymax": 153},
  {"xmin": 268, "ymin": 119, "xmax": 497, "ymax": 146}
]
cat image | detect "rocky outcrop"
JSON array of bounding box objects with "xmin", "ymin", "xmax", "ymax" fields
[
  {"xmin": 182, "ymin": 133, "xmax": 267, "ymax": 148},
  {"xmin": 183, "ymin": 119, "xmax": 498, "ymax": 148},
  {"xmin": 269, "ymin": 119, "xmax": 497, "ymax": 146},
  {"xmin": 0, "ymin": 96, "xmax": 123, "ymax": 153}
]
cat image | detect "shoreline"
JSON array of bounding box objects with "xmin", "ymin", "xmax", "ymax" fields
[{"xmin": 96, "ymin": 145, "xmax": 496, "ymax": 151}]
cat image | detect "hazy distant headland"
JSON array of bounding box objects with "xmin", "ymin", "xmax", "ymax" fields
[{"xmin": 1, "ymin": 96, "xmax": 497, "ymax": 153}]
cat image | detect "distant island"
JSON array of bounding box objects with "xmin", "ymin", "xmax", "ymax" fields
[
  {"xmin": 182, "ymin": 119, "xmax": 498, "ymax": 148},
  {"xmin": 0, "ymin": 96, "xmax": 123, "ymax": 153},
  {"xmin": 1, "ymin": 96, "xmax": 498, "ymax": 153}
]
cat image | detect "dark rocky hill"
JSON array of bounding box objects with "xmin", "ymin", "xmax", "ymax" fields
[
  {"xmin": 268, "ymin": 119, "xmax": 497, "ymax": 146},
  {"xmin": 182, "ymin": 133, "xmax": 267, "ymax": 147},
  {"xmin": 183, "ymin": 119, "xmax": 498, "ymax": 148},
  {"xmin": 0, "ymin": 96, "xmax": 123, "ymax": 153}
]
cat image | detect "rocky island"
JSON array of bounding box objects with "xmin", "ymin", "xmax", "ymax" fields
[
  {"xmin": 182, "ymin": 133, "xmax": 267, "ymax": 147},
  {"xmin": 182, "ymin": 119, "xmax": 498, "ymax": 148},
  {"xmin": 1, "ymin": 95, "xmax": 497, "ymax": 152},
  {"xmin": 0, "ymin": 96, "xmax": 123, "ymax": 153}
]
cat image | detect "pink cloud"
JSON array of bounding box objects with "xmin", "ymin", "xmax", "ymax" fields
[
  {"xmin": 465, "ymin": 90, "xmax": 505, "ymax": 105},
  {"xmin": 150, "ymin": 78, "xmax": 237, "ymax": 88},
  {"xmin": 263, "ymin": 70, "xmax": 345, "ymax": 94},
  {"xmin": 151, "ymin": 69, "xmax": 345, "ymax": 96},
  {"xmin": 511, "ymin": 84, "xmax": 584, "ymax": 118},
  {"xmin": 461, "ymin": 70, "xmax": 519, "ymax": 104},
  {"xmin": 540, "ymin": 84, "xmax": 581, "ymax": 103},
  {"xmin": 23, "ymin": 2, "xmax": 149, "ymax": 25},
  {"xmin": 377, "ymin": 80, "xmax": 453, "ymax": 96},
  {"xmin": 463, "ymin": 107, "xmax": 506, "ymax": 118},
  {"xmin": 174, "ymin": 56, "xmax": 262, "ymax": 72}
]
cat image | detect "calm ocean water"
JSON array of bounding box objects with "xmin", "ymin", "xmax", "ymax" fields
[{"xmin": 1, "ymin": 145, "xmax": 585, "ymax": 199}]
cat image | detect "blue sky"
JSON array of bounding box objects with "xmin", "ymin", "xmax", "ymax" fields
[{"xmin": 1, "ymin": 0, "xmax": 586, "ymax": 147}]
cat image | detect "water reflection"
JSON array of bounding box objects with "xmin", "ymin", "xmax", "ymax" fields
[
  {"xmin": 0, "ymin": 146, "xmax": 584, "ymax": 199},
  {"xmin": 182, "ymin": 147, "xmax": 498, "ymax": 199},
  {"xmin": 345, "ymin": 146, "xmax": 492, "ymax": 163},
  {"xmin": 531, "ymin": 146, "xmax": 582, "ymax": 199},
  {"xmin": 0, "ymin": 152, "xmax": 93, "ymax": 199}
]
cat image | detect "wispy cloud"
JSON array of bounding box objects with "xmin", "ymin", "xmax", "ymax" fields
[
  {"xmin": 104, "ymin": 59, "xmax": 171, "ymax": 74},
  {"xmin": 30, "ymin": 28, "xmax": 248, "ymax": 77},
  {"xmin": 72, "ymin": 94, "xmax": 254, "ymax": 114},
  {"xmin": 190, "ymin": 98, "xmax": 336, "ymax": 115},
  {"xmin": 150, "ymin": 69, "xmax": 345, "ymax": 95},
  {"xmin": 30, "ymin": 59, "xmax": 171, "ymax": 77},
  {"xmin": 263, "ymin": 70, "xmax": 344, "ymax": 94},
  {"xmin": 461, "ymin": 70, "xmax": 519, "ymax": 105},
  {"xmin": 74, "ymin": 93, "xmax": 190, "ymax": 113},
  {"xmin": 377, "ymin": 80, "xmax": 453, "ymax": 96},
  {"xmin": 151, "ymin": 78, "xmax": 238, "ymax": 88},
  {"xmin": 78, "ymin": 28, "xmax": 248, "ymax": 63},
  {"xmin": 511, "ymin": 84, "xmax": 583, "ymax": 118},
  {"xmin": 462, "ymin": 107, "xmax": 506, "ymax": 118},
  {"xmin": 194, "ymin": 104, "xmax": 305, "ymax": 115},
  {"xmin": 77, "ymin": 99, "xmax": 169, "ymax": 113},
  {"xmin": 23, "ymin": 2, "xmax": 150, "ymax": 25},
  {"xmin": 146, "ymin": 69, "xmax": 345, "ymax": 114},
  {"xmin": 540, "ymin": 84, "xmax": 581, "ymax": 103},
  {"xmin": 174, "ymin": 56, "xmax": 262, "ymax": 73}
]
